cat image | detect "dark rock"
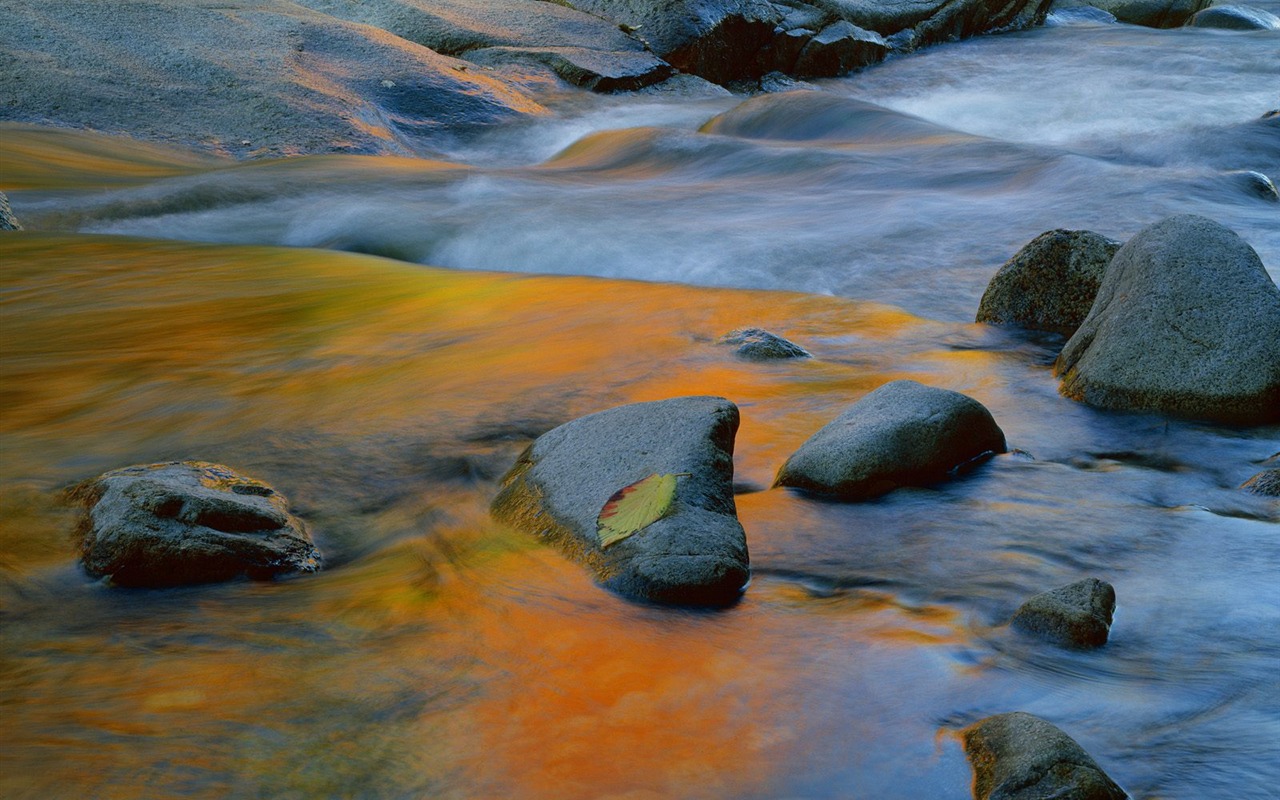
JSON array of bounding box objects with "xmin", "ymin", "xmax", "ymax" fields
[
  {"xmin": 774, "ymin": 380, "xmax": 1007, "ymax": 500},
  {"xmin": 962, "ymin": 712, "xmax": 1128, "ymax": 800},
  {"xmin": 1045, "ymin": 5, "xmax": 1120, "ymax": 24},
  {"xmin": 491, "ymin": 397, "xmax": 750, "ymax": 606},
  {"xmin": 1190, "ymin": 3, "xmax": 1280, "ymax": 29},
  {"xmin": 1054, "ymin": 215, "xmax": 1280, "ymax": 425},
  {"xmin": 563, "ymin": 0, "xmax": 783, "ymax": 84},
  {"xmin": 1226, "ymin": 170, "xmax": 1280, "ymax": 201},
  {"xmin": 793, "ymin": 20, "xmax": 889, "ymax": 78},
  {"xmin": 977, "ymin": 229, "xmax": 1122, "ymax": 336},
  {"xmin": 1240, "ymin": 468, "xmax": 1280, "ymax": 497},
  {"xmin": 1011, "ymin": 578, "xmax": 1116, "ymax": 648},
  {"xmin": 74, "ymin": 461, "xmax": 321, "ymax": 587},
  {"xmin": 719, "ymin": 328, "xmax": 812, "ymax": 360},
  {"xmin": 1053, "ymin": 0, "xmax": 1209, "ymax": 26},
  {"xmin": 701, "ymin": 90, "xmax": 964, "ymax": 144},
  {"xmin": 0, "ymin": 192, "xmax": 21, "ymax": 231}
]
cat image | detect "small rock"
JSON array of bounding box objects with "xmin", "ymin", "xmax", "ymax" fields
[
  {"xmin": 74, "ymin": 461, "xmax": 321, "ymax": 587},
  {"xmin": 774, "ymin": 380, "xmax": 1007, "ymax": 500},
  {"xmin": 1054, "ymin": 0, "xmax": 1208, "ymax": 27},
  {"xmin": 792, "ymin": 20, "xmax": 889, "ymax": 79},
  {"xmin": 0, "ymin": 191, "xmax": 21, "ymax": 231},
  {"xmin": 962, "ymin": 712, "xmax": 1128, "ymax": 800},
  {"xmin": 1190, "ymin": 3, "xmax": 1280, "ymax": 29},
  {"xmin": 1054, "ymin": 215, "xmax": 1280, "ymax": 425},
  {"xmin": 1226, "ymin": 170, "xmax": 1280, "ymax": 202},
  {"xmin": 1240, "ymin": 468, "xmax": 1280, "ymax": 497},
  {"xmin": 977, "ymin": 229, "xmax": 1121, "ymax": 335},
  {"xmin": 491, "ymin": 396, "xmax": 750, "ymax": 606},
  {"xmin": 1012, "ymin": 578, "xmax": 1116, "ymax": 648},
  {"xmin": 718, "ymin": 328, "xmax": 812, "ymax": 360}
]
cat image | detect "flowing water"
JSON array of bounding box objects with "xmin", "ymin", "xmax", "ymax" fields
[{"xmin": 2, "ymin": 14, "xmax": 1279, "ymax": 800}]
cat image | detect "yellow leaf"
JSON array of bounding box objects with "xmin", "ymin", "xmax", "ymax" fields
[{"xmin": 596, "ymin": 473, "xmax": 685, "ymax": 549}]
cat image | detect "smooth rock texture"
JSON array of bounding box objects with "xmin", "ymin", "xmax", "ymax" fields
[
  {"xmin": 1190, "ymin": 3, "xmax": 1280, "ymax": 28},
  {"xmin": 774, "ymin": 380, "xmax": 1007, "ymax": 500},
  {"xmin": 1240, "ymin": 468, "xmax": 1280, "ymax": 497},
  {"xmin": 491, "ymin": 397, "xmax": 750, "ymax": 606},
  {"xmin": 1012, "ymin": 578, "xmax": 1116, "ymax": 648},
  {"xmin": 719, "ymin": 328, "xmax": 812, "ymax": 360},
  {"xmin": 0, "ymin": 191, "xmax": 20, "ymax": 230},
  {"xmin": 1054, "ymin": 215, "xmax": 1280, "ymax": 425},
  {"xmin": 1053, "ymin": 0, "xmax": 1208, "ymax": 25},
  {"xmin": 74, "ymin": 461, "xmax": 321, "ymax": 587},
  {"xmin": 963, "ymin": 712, "xmax": 1128, "ymax": 800},
  {"xmin": 977, "ymin": 229, "xmax": 1121, "ymax": 335}
]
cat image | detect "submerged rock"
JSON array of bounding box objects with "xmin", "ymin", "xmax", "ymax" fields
[
  {"xmin": 491, "ymin": 397, "xmax": 750, "ymax": 606},
  {"xmin": 774, "ymin": 380, "xmax": 1007, "ymax": 500},
  {"xmin": 1240, "ymin": 468, "xmax": 1280, "ymax": 497},
  {"xmin": 962, "ymin": 712, "xmax": 1128, "ymax": 800},
  {"xmin": 1225, "ymin": 170, "xmax": 1280, "ymax": 202},
  {"xmin": 1190, "ymin": 3, "xmax": 1280, "ymax": 28},
  {"xmin": 792, "ymin": 21, "xmax": 889, "ymax": 78},
  {"xmin": 1054, "ymin": 215, "xmax": 1280, "ymax": 425},
  {"xmin": 0, "ymin": 192, "xmax": 20, "ymax": 231},
  {"xmin": 719, "ymin": 328, "xmax": 812, "ymax": 360},
  {"xmin": 1053, "ymin": 0, "xmax": 1208, "ymax": 26},
  {"xmin": 1012, "ymin": 578, "xmax": 1116, "ymax": 648},
  {"xmin": 977, "ymin": 229, "xmax": 1121, "ymax": 335},
  {"xmin": 74, "ymin": 461, "xmax": 321, "ymax": 587}
]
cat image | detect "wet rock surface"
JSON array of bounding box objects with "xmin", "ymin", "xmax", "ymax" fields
[
  {"xmin": 1240, "ymin": 468, "xmax": 1280, "ymax": 497},
  {"xmin": 1054, "ymin": 215, "xmax": 1280, "ymax": 425},
  {"xmin": 1011, "ymin": 578, "xmax": 1116, "ymax": 648},
  {"xmin": 775, "ymin": 380, "xmax": 1007, "ymax": 500},
  {"xmin": 74, "ymin": 461, "xmax": 321, "ymax": 587},
  {"xmin": 977, "ymin": 229, "xmax": 1121, "ymax": 336},
  {"xmin": 1189, "ymin": 3, "xmax": 1280, "ymax": 28},
  {"xmin": 719, "ymin": 328, "xmax": 812, "ymax": 360},
  {"xmin": 1054, "ymin": 0, "xmax": 1209, "ymax": 26},
  {"xmin": 963, "ymin": 712, "xmax": 1128, "ymax": 800},
  {"xmin": 491, "ymin": 397, "xmax": 750, "ymax": 606}
]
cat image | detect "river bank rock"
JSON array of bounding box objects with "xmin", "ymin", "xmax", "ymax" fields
[
  {"xmin": 1051, "ymin": 0, "xmax": 1208, "ymax": 26},
  {"xmin": 73, "ymin": 462, "xmax": 321, "ymax": 587},
  {"xmin": 491, "ymin": 397, "xmax": 750, "ymax": 606},
  {"xmin": 977, "ymin": 229, "xmax": 1121, "ymax": 335},
  {"xmin": 1054, "ymin": 215, "xmax": 1280, "ymax": 425},
  {"xmin": 1190, "ymin": 3, "xmax": 1280, "ymax": 28},
  {"xmin": 962, "ymin": 712, "xmax": 1128, "ymax": 800},
  {"xmin": 1241, "ymin": 468, "xmax": 1280, "ymax": 497},
  {"xmin": 719, "ymin": 328, "xmax": 812, "ymax": 360},
  {"xmin": 1012, "ymin": 578, "xmax": 1116, "ymax": 648},
  {"xmin": 0, "ymin": 192, "xmax": 21, "ymax": 231},
  {"xmin": 774, "ymin": 380, "xmax": 1007, "ymax": 500}
]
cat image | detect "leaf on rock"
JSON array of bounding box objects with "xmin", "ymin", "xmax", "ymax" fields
[{"xmin": 596, "ymin": 472, "xmax": 684, "ymax": 549}]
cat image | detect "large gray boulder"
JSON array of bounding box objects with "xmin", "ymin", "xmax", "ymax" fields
[
  {"xmin": 1054, "ymin": 215, "xmax": 1280, "ymax": 425},
  {"xmin": 1189, "ymin": 3, "xmax": 1280, "ymax": 28},
  {"xmin": 74, "ymin": 462, "xmax": 321, "ymax": 587},
  {"xmin": 0, "ymin": 191, "xmax": 20, "ymax": 231},
  {"xmin": 774, "ymin": 380, "xmax": 1007, "ymax": 500},
  {"xmin": 962, "ymin": 712, "xmax": 1128, "ymax": 800},
  {"xmin": 1011, "ymin": 578, "xmax": 1116, "ymax": 648},
  {"xmin": 977, "ymin": 230, "xmax": 1122, "ymax": 336},
  {"xmin": 0, "ymin": 0, "xmax": 546, "ymax": 157},
  {"xmin": 491, "ymin": 397, "xmax": 750, "ymax": 606},
  {"xmin": 1051, "ymin": 0, "xmax": 1208, "ymax": 25}
]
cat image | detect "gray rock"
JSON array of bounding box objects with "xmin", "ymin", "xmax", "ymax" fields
[
  {"xmin": 0, "ymin": 191, "xmax": 21, "ymax": 231},
  {"xmin": 701, "ymin": 90, "xmax": 965, "ymax": 144},
  {"xmin": 1240, "ymin": 468, "xmax": 1280, "ymax": 496},
  {"xmin": 491, "ymin": 397, "xmax": 750, "ymax": 606},
  {"xmin": 1052, "ymin": 0, "xmax": 1208, "ymax": 26},
  {"xmin": 719, "ymin": 328, "xmax": 812, "ymax": 360},
  {"xmin": 463, "ymin": 46, "xmax": 672, "ymax": 92},
  {"xmin": 1190, "ymin": 3, "xmax": 1280, "ymax": 28},
  {"xmin": 74, "ymin": 461, "xmax": 321, "ymax": 587},
  {"xmin": 1011, "ymin": 578, "xmax": 1116, "ymax": 648},
  {"xmin": 792, "ymin": 20, "xmax": 889, "ymax": 78},
  {"xmin": 977, "ymin": 229, "xmax": 1122, "ymax": 336},
  {"xmin": 1054, "ymin": 215, "xmax": 1280, "ymax": 425},
  {"xmin": 962, "ymin": 712, "xmax": 1128, "ymax": 800},
  {"xmin": 774, "ymin": 380, "xmax": 1007, "ymax": 500}
]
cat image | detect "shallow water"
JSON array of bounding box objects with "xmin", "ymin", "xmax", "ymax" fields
[{"xmin": 3, "ymin": 14, "xmax": 1280, "ymax": 800}]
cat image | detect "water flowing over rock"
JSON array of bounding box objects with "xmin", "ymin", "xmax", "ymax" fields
[
  {"xmin": 1189, "ymin": 3, "xmax": 1280, "ymax": 29},
  {"xmin": 1054, "ymin": 215, "xmax": 1280, "ymax": 425},
  {"xmin": 74, "ymin": 461, "xmax": 321, "ymax": 587},
  {"xmin": 1011, "ymin": 578, "xmax": 1116, "ymax": 648},
  {"xmin": 774, "ymin": 380, "xmax": 1007, "ymax": 500},
  {"xmin": 962, "ymin": 712, "xmax": 1128, "ymax": 800},
  {"xmin": 977, "ymin": 229, "xmax": 1121, "ymax": 336},
  {"xmin": 491, "ymin": 397, "xmax": 750, "ymax": 606},
  {"xmin": 719, "ymin": 328, "xmax": 812, "ymax": 360},
  {"xmin": 0, "ymin": 192, "xmax": 21, "ymax": 231},
  {"xmin": 1240, "ymin": 468, "xmax": 1280, "ymax": 497}
]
